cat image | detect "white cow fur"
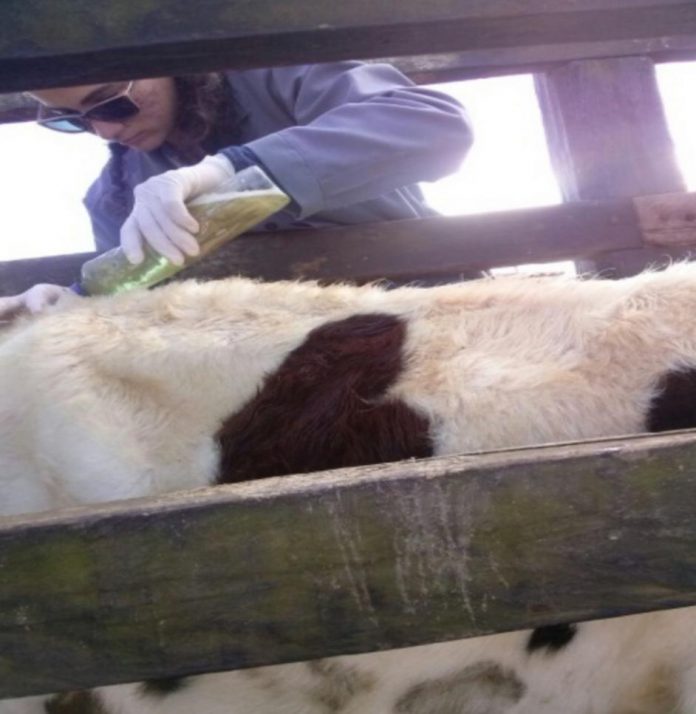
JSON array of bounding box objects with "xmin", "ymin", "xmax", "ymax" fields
[{"xmin": 3, "ymin": 265, "xmax": 696, "ymax": 713}]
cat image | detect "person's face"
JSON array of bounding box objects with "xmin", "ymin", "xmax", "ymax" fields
[{"xmin": 31, "ymin": 78, "xmax": 178, "ymax": 151}]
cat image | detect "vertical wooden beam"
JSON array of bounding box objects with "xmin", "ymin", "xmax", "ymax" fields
[{"xmin": 535, "ymin": 56, "xmax": 687, "ymax": 276}]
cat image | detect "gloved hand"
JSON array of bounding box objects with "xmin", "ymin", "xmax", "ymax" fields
[
  {"xmin": 121, "ymin": 154, "xmax": 236, "ymax": 266},
  {"xmin": 0, "ymin": 284, "xmax": 74, "ymax": 319}
]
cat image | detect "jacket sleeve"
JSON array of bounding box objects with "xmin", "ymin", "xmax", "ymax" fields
[
  {"xmin": 83, "ymin": 165, "xmax": 126, "ymax": 253},
  {"xmin": 221, "ymin": 62, "xmax": 473, "ymax": 219}
]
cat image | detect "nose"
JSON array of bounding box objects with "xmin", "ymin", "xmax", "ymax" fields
[{"xmin": 89, "ymin": 119, "xmax": 124, "ymax": 141}]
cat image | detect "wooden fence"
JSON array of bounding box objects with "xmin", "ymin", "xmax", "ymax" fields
[
  {"xmin": 3, "ymin": 1, "xmax": 696, "ymax": 288},
  {"xmin": 3, "ymin": 431, "xmax": 696, "ymax": 699},
  {"xmin": 3, "ymin": 0, "xmax": 696, "ymax": 698}
]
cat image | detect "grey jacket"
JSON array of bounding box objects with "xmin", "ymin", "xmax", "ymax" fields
[{"xmin": 85, "ymin": 61, "xmax": 473, "ymax": 252}]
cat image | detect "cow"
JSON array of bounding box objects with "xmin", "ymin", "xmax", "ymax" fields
[{"xmin": 2, "ymin": 263, "xmax": 696, "ymax": 714}]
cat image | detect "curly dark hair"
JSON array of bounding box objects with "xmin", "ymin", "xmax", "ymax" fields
[
  {"xmin": 106, "ymin": 72, "xmax": 231, "ymax": 216},
  {"xmin": 172, "ymin": 73, "xmax": 229, "ymax": 154}
]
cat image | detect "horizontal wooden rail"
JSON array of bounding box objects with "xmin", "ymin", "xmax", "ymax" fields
[
  {"xmin": 0, "ymin": 199, "xmax": 664, "ymax": 295},
  {"xmin": 2, "ymin": 430, "xmax": 696, "ymax": 697},
  {"xmin": 0, "ymin": 1, "xmax": 695, "ymax": 91},
  {"xmin": 5, "ymin": 194, "xmax": 696, "ymax": 295},
  {"xmin": 383, "ymin": 36, "xmax": 696, "ymax": 85},
  {"xmin": 5, "ymin": 37, "xmax": 696, "ymax": 126}
]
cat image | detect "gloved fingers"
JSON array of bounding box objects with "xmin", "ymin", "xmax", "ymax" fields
[
  {"xmin": 160, "ymin": 196, "xmax": 199, "ymax": 235},
  {"xmin": 24, "ymin": 284, "xmax": 72, "ymax": 313},
  {"xmin": 145, "ymin": 205, "xmax": 200, "ymax": 263},
  {"xmin": 120, "ymin": 213, "xmax": 146, "ymax": 265},
  {"xmin": 122, "ymin": 206, "xmax": 186, "ymax": 266},
  {"xmin": 153, "ymin": 207, "xmax": 201, "ymax": 259},
  {"xmin": 136, "ymin": 173, "xmax": 198, "ymax": 234},
  {"xmin": 0, "ymin": 285, "xmax": 71, "ymax": 319},
  {"xmin": 175, "ymin": 154, "xmax": 236, "ymax": 199},
  {"xmin": 138, "ymin": 213, "xmax": 185, "ymax": 266},
  {"xmin": 149, "ymin": 197, "xmax": 201, "ymax": 258},
  {"xmin": 123, "ymin": 176, "xmax": 202, "ymax": 265},
  {"xmin": 0, "ymin": 294, "xmax": 25, "ymax": 319}
]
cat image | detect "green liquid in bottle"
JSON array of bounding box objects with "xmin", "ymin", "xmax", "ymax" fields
[{"xmin": 80, "ymin": 166, "xmax": 289, "ymax": 296}]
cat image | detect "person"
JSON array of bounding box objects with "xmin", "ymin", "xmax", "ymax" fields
[{"xmin": 0, "ymin": 61, "xmax": 473, "ymax": 316}]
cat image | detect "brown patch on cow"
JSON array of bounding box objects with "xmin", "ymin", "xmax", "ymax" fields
[
  {"xmin": 611, "ymin": 663, "xmax": 680, "ymax": 714},
  {"xmin": 394, "ymin": 660, "xmax": 526, "ymax": 714},
  {"xmin": 305, "ymin": 659, "xmax": 377, "ymax": 712},
  {"xmin": 526, "ymin": 623, "xmax": 577, "ymax": 654},
  {"xmin": 647, "ymin": 369, "xmax": 696, "ymax": 432},
  {"xmin": 138, "ymin": 677, "xmax": 188, "ymax": 697},
  {"xmin": 216, "ymin": 314, "xmax": 433, "ymax": 483},
  {"xmin": 44, "ymin": 691, "xmax": 108, "ymax": 714}
]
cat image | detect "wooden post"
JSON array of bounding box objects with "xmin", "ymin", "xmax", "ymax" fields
[{"xmin": 535, "ymin": 56, "xmax": 687, "ymax": 276}]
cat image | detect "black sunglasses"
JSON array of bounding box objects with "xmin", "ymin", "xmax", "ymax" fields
[{"xmin": 37, "ymin": 81, "xmax": 140, "ymax": 133}]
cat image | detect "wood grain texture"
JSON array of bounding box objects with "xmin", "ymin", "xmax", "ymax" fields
[
  {"xmin": 377, "ymin": 36, "xmax": 696, "ymax": 84},
  {"xmin": 536, "ymin": 57, "xmax": 684, "ymax": 201},
  {"xmin": 634, "ymin": 192, "xmax": 696, "ymax": 246},
  {"xmin": 535, "ymin": 56, "xmax": 687, "ymax": 277},
  {"xmin": 2, "ymin": 431, "xmax": 696, "ymax": 697},
  {"xmin": 5, "ymin": 31, "xmax": 696, "ymax": 126},
  {"xmin": 0, "ymin": 1, "xmax": 695, "ymax": 91},
  {"xmin": 0, "ymin": 201, "xmax": 652, "ymax": 296}
]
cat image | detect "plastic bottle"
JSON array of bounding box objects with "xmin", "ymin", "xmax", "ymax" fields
[{"xmin": 79, "ymin": 165, "xmax": 289, "ymax": 296}]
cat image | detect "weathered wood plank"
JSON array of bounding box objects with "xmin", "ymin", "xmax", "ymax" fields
[
  {"xmin": 0, "ymin": 201, "xmax": 650, "ymax": 295},
  {"xmin": 0, "ymin": 1, "xmax": 695, "ymax": 91},
  {"xmin": 380, "ymin": 37, "xmax": 696, "ymax": 84},
  {"xmin": 634, "ymin": 192, "xmax": 696, "ymax": 246},
  {"xmin": 535, "ymin": 56, "xmax": 686, "ymax": 277},
  {"xmin": 536, "ymin": 57, "xmax": 684, "ymax": 201},
  {"xmin": 177, "ymin": 202, "xmax": 650, "ymax": 284},
  {"xmin": 6, "ymin": 34, "xmax": 696, "ymax": 126},
  {"xmin": 6, "ymin": 197, "xmax": 695, "ymax": 296},
  {"xmin": 2, "ymin": 430, "xmax": 696, "ymax": 697}
]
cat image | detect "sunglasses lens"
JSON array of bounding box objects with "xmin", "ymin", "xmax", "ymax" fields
[
  {"xmin": 86, "ymin": 96, "xmax": 139, "ymax": 122},
  {"xmin": 39, "ymin": 116, "xmax": 90, "ymax": 133},
  {"xmin": 36, "ymin": 83, "xmax": 139, "ymax": 133}
]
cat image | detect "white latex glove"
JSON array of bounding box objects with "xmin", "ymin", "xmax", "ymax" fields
[
  {"xmin": 0, "ymin": 284, "xmax": 74, "ymax": 319},
  {"xmin": 120, "ymin": 154, "xmax": 236, "ymax": 266}
]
